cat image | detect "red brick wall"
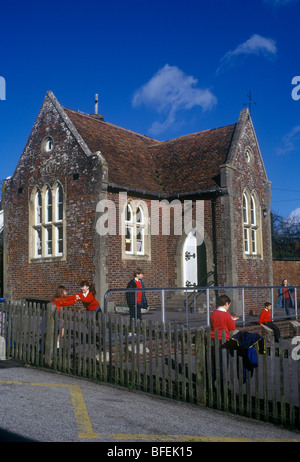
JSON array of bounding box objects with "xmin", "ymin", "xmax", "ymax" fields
[
  {"xmin": 229, "ymin": 117, "xmax": 272, "ymax": 288},
  {"xmin": 215, "ymin": 115, "xmax": 273, "ymax": 315},
  {"xmin": 3, "ymin": 97, "xmax": 103, "ymax": 301},
  {"xmin": 273, "ymin": 260, "xmax": 300, "ymax": 287},
  {"xmin": 104, "ymin": 192, "xmax": 215, "ymax": 288}
]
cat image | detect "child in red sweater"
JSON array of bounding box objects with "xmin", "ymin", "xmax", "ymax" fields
[
  {"xmin": 75, "ymin": 281, "xmax": 101, "ymax": 313},
  {"xmin": 52, "ymin": 285, "xmax": 77, "ymax": 347},
  {"xmin": 259, "ymin": 302, "xmax": 280, "ymax": 342},
  {"xmin": 126, "ymin": 269, "xmax": 148, "ymax": 323},
  {"xmin": 210, "ymin": 294, "xmax": 239, "ymax": 340},
  {"xmin": 52, "ymin": 285, "xmax": 77, "ymax": 313},
  {"xmin": 210, "ymin": 294, "xmax": 238, "ymax": 386}
]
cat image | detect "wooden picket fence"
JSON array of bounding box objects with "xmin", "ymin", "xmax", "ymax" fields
[{"xmin": 1, "ymin": 301, "xmax": 300, "ymax": 429}]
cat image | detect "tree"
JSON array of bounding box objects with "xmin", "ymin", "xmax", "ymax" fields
[{"xmin": 272, "ymin": 211, "xmax": 300, "ymax": 259}]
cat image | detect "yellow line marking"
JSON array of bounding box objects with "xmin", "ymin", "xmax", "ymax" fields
[
  {"xmin": 68, "ymin": 385, "xmax": 96, "ymax": 437},
  {"xmin": 0, "ymin": 380, "xmax": 298, "ymax": 442},
  {"xmin": 0, "ymin": 380, "xmax": 98, "ymax": 438}
]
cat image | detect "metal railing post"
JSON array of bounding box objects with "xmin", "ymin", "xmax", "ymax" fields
[
  {"xmin": 161, "ymin": 289, "xmax": 166, "ymax": 326},
  {"xmin": 135, "ymin": 297, "xmax": 138, "ymax": 327},
  {"xmin": 206, "ymin": 288, "xmax": 210, "ymax": 327},
  {"xmin": 271, "ymin": 288, "xmax": 274, "ymax": 320},
  {"xmin": 242, "ymin": 287, "xmax": 245, "ymax": 326}
]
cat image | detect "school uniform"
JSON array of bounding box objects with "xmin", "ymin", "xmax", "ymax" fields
[
  {"xmin": 210, "ymin": 307, "xmax": 236, "ymax": 340},
  {"xmin": 277, "ymin": 285, "xmax": 295, "ymax": 316},
  {"xmin": 53, "ymin": 295, "xmax": 77, "ymax": 314},
  {"xmin": 223, "ymin": 331, "xmax": 265, "ymax": 383},
  {"xmin": 258, "ymin": 308, "xmax": 280, "ymax": 342},
  {"xmin": 76, "ymin": 291, "xmax": 100, "ymax": 313},
  {"xmin": 126, "ymin": 278, "xmax": 148, "ymax": 321},
  {"xmin": 210, "ymin": 307, "xmax": 236, "ymax": 385}
]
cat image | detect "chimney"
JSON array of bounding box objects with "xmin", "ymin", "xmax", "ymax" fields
[
  {"xmin": 95, "ymin": 93, "xmax": 98, "ymax": 114},
  {"xmin": 90, "ymin": 93, "xmax": 104, "ymax": 121}
]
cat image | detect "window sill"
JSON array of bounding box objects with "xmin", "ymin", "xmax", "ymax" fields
[
  {"xmin": 122, "ymin": 253, "xmax": 151, "ymax": 261},
  {"xmin": 243, "ymin": 253, "xmax": 263, "ymax": 261},
  {"xmin": 30, "ymin": 255, "xmax": 66, "ymax": 263}
]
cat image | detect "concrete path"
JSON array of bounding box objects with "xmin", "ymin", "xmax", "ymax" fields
[{"xmin": 0, "ymin": 360, "xmax": 299, "ymax": 444}]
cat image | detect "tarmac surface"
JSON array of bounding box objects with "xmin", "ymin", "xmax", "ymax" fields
[{"xmin": 0, "ymin": 359, "xmax": 299, "ymax": 445}]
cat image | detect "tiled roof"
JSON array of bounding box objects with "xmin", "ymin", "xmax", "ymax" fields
[
  {"xmin": 148, "ymin": 125, "xmax": 236, "ymax": 195},
  {"xmin": 64, "ymin": 108, "xmax": 236, "ymax": 197}
]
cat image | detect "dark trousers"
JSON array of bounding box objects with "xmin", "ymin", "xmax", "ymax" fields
[
  {"xmin": 129, "ymin": 303, "xmax": 142, "ymax": 323},
  {"xmin": 282, "ymin": 297, "xmax": 293, "ymax": 316},
  {"xmin": 263, "ymin": 321, "xmax": 280, "ymax": 342}
]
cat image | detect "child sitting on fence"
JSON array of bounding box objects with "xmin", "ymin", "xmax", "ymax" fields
[{"xmin": 258, "ymin": 302, "xmax": 280, "ymax": 343}]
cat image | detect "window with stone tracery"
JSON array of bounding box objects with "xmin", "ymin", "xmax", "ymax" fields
[
  {"xmin": 242, "ymin": 191, "xmax": 262, "ymax": 258},
  {"xmin": 30, "ymin": 181, "xmax": 66, "ymax": 260},
  {"xmin": 122, "ymin": 200, "xmax": 150, "ymax": 260}
]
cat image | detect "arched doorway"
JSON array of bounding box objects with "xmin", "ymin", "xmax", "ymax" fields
[{"xmin": 183, "ymin": 230, "xmax": 207, "ymax": 288}]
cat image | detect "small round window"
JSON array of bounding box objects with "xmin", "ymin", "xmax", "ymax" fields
[
  {"xmin": 42, "ymin": 136, "xmax": 54, "ymax": 153},
  {"xmin": 245, "ymin": 147, "xmax": 252, "ymax": 164}
]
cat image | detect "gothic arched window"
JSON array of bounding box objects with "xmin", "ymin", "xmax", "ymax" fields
[
  {"xmin": 242, "ymin": 191, "xmax": 261, "ymax": 257},
  {"xmin": 123, "ymin": 200, "xmax": 149, "ymax": 259},
  {"xmin": 30, "ymin": 182, "xmax": 66, "ymax": 260}
]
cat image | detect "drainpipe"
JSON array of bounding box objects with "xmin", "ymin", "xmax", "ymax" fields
[{"xmin": 211, "ymin": 197, "xmax": 218, "ymax": 287}]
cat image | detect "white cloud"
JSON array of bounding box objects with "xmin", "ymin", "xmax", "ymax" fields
[
  {"xmin": 287, "ymin": 208, "xmax": 300, "ymax": 222},
  {"xmin": 276, "ymin": 125, "xmax": 300, "ymax": 155},
  {"xmin": 218, "ymin": 34, "xmax": 277, "ymax": 71},
  {"xmin": 132, "ymin": 64, "xmax": 217, "ymax": 136}
]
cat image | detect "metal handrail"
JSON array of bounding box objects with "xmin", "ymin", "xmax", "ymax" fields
[
  {"xmin": 185, "ymin": 271, "xmax": 214, "ymax": 291},
  {"xmin": 185, "ymin": 275, "xmax": 215, "ymax": 312},
  {"xmin": 103, "ymin": 284, "xmax": 300, "ymax": 327}
]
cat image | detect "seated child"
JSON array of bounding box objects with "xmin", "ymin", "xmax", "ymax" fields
[{"xmin": 259, "ymin": 302, "xmax": 280, "ymax": 342}]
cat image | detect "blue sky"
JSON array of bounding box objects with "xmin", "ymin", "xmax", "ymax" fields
[{"xmin": 1, "ymin": 0, "xmax": 300, "ymax": 218}]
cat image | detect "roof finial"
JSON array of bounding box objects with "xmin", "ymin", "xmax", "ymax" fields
[{"xmin": 244, "ymin": 90, "xmax": 256, "ymax": 115}]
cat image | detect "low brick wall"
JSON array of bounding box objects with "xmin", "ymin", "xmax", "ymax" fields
[{"xmin": 239, "ymin": 319, "xmax": 300, "ymax": 339}]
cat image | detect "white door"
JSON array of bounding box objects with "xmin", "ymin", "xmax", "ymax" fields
[{"xmin": 183, "ymin": 231, "xmax": 197, "ymax": 288}]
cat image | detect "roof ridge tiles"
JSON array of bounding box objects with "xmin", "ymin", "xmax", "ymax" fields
[{"xmin": 63, "ymin": 107, "xmax": 162, "ymax": 145}]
